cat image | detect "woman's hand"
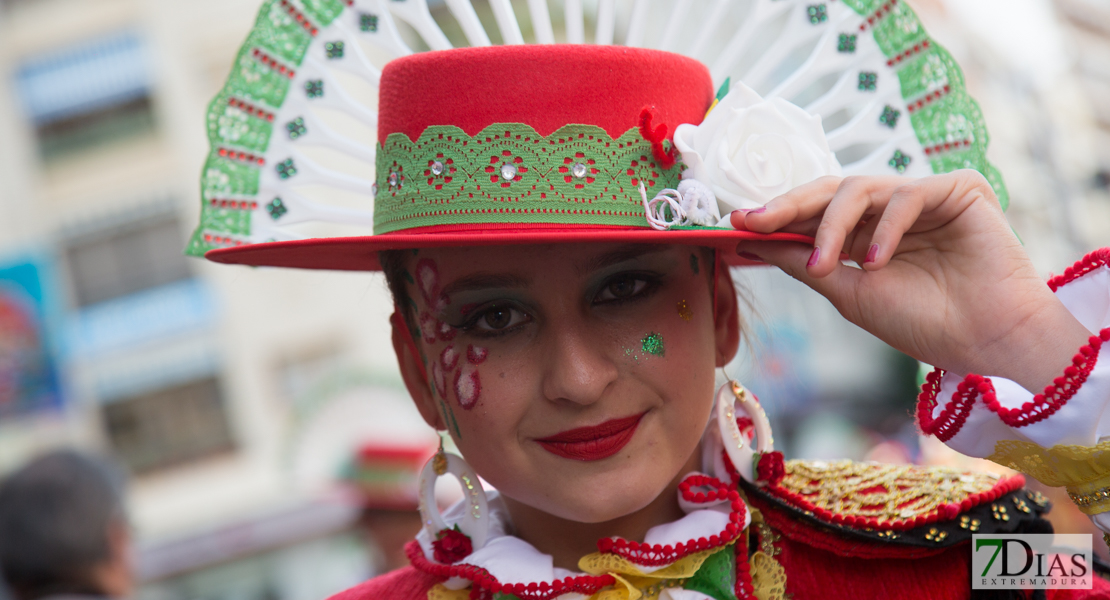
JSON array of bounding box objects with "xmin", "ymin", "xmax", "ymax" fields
[{"xmin": 732, "ymin": 170, "xmax": 1093, "ymax": 392}]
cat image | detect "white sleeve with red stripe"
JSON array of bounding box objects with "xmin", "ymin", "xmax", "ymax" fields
[{"xmin": 917, "ymin": 249, "xmax": 1110, "ymax": 522}]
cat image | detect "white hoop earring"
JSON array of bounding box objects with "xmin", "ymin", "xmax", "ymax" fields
[
  {"xmin": 715, "ymin": 381, "xmax": 774, "ymax": 482},
  {"xmin": 418, "ymin": 440, "xmax": 490, "ymax": 552}
]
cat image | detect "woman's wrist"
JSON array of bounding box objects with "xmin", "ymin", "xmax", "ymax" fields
[{"xmin": 979, "ymin": 295, "xmax": 1093, "ymax": 393}]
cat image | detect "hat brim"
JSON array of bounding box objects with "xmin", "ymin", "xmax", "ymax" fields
[{"xmin": 204, "ymin": 226, "xmax": 815, "ymax": 271}]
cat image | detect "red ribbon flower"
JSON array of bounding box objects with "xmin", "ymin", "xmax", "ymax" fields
[
  {"xmin": 638, "ymin": 106, "xmax": 678, "ymax": 170},
  {"xmin": 756, "ymin": 451, "xmax": 786, "ymax": 486},
  {"xmin": 433, "ymin": 525, "xmax": 474, "ymax": 564}
]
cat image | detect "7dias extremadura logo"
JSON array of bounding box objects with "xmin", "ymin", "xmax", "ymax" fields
[{"xmin": 973, "ymin": 534, "xmax": 1093, "ymax": 590}]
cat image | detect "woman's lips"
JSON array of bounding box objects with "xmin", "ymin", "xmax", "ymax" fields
[{"xmin": 535, "ymin": 412, "xmax": 646, "ymax": 461}]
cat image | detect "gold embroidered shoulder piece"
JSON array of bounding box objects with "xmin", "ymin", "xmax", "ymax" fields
[{"xmin": 767, "ymin": 459, "xmax": 1023, "ymax": 529}]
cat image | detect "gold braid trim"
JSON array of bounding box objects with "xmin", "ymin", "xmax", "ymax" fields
[
  {"xmin": 748, "ymin": 507, "xmax": 787, "ymax": 600},
  {"xmin": 986, "ymin": 439, "xmax": 1110, "ymax": 515}
]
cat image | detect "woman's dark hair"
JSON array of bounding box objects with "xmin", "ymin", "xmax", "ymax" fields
[
  {"xmin": 379, "ymin": 249, "xmax": 413, "ymax": 316},
  {"xmin": 0, "ymin": 450, "xmax": 126, "ymax": 600}
]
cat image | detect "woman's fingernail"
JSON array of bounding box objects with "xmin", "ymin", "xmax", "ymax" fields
[
  {"xmin": 738, "ymin": 251, "xmax": 764, "ymax": 263},
  {"xmin": 807, "ymin": 246, "xmax": 821, "ymax": 268},
  {"xmin": 748, "ymin": 207, "xmax": 767, "ymax": 214},
  {"xmin": 865, "ymin": 243, "xmax": 879, "ymax": 264}
]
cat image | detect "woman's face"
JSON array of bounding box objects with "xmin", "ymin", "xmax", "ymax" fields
[{"xmin": 394, "ymin": 243, "xmax": 739, "ymax": 523}]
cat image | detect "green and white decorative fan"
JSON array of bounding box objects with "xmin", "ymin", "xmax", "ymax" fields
[{"xmin": 188, "ymin": 0, "xmax": 1006, "ymax": 257}]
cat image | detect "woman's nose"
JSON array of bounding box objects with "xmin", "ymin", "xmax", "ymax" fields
[{"xmin": 540, "ymin": 321, "xmax": 619, "ymax": 406}]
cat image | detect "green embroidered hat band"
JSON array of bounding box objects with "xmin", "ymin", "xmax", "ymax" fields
[
  {"xmin": 192, "ymin": 0, "xmax": 1006, "ymax": 272},
  {"xmin": 374, "ymin": 123, "xmax": 684, "ymax": 235}
]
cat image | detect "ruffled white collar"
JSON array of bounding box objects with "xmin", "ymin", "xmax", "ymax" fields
[{"xmin": 416, "ymin": 470, "xmax": 748, "ymax": 590}]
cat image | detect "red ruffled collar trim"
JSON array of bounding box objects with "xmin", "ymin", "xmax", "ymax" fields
[{"xmin": 405, "ymin": 470, "xmax": 750, "ymax": 600}]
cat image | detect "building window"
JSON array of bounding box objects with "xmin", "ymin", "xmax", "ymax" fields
[
  {"xmin": 14, "ymin": 32, "xmax": 156, "ymax": 163},
  {"xmin": 64, "ymin": 212, "xmax": 191, "ymax": 307},
  {"xmin": 102, "ymin": 377, "xmax": 235, "ymax": 473}
]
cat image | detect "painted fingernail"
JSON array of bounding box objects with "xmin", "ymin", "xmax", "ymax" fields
[
  {"xmin": 865, "ymin": 243, "xmax": 879, "ymax": 264},
  {"xmin": 747, "ymin": 207, "xmax": 767, "ymax": 214},
  {"xmin": 807, "ymin": 246, "xmax": 821, "ymax": 268},
  {"xmin": 738, "ymin": 251, "xmax": 764, "ymax": 263}
]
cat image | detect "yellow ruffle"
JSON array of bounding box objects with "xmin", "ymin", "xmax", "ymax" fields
[
  {"xmin": 427, "ymin": 584, "xmax": 469, "ymax": 600},
  {"xmin": 751, "ymin": 551, "xmax": 787, "ymax": 600},
  {"xmin": 986, "ymin": 439, "xmax": 1110, "ymax": 515},
  {"xmin": 425, "ymin": 544, "xmax": 729, "ymax": 600},
  {"xmin": 578, "ymin": 546, "xmax": 720, "ymax": 579}
]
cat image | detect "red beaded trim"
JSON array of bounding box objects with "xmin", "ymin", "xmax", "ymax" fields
[
  {"xmin": 764, "ymin": 473, "xmax": 1025, "ymax": 531},
  {"xmin": 202, "ymin": 233, "xmax": 248, "ymax": 248},
  {"xmin": 886, "ymin": 39, "xmax": 931, "ymax": 67},
  {"xmin": 251, "ymin": 47, "xmax": 297, "ymax": 79},
  {"xmin": 209, "ymin": 198, "xmax": 259, "ymax": 211},
  {"xmin": 405, "ymin": 473, "xmax": 747, "ymax": 599},
  {"xmin": 989, "ymin": 331, "xmax": 1106, "ymax": 427},
  {"xmin": 918, "ymin": 329, "xmax": 1108, "ymax": 438},
  {"xmin": 916, "ymin": 368, "xmax": 980, "ymax": 442},
  {"xmin": 923, "ymin": 139, "xmax": 972, "ymax": 156},
  {"xmin": 405, "ymin": 540, "xmax": 614, "ymax": 600},
  {"xmin": 1048, "ymin": 248, "xmax": 1110, "ymax": 292},
  {"xmin": 858, "ymin": 0, "xmax": 898, "ymax": 32},
  {"xmin": 906, "ymin": 84, "xmax": 952, "ymax": 114},
  {"xmin": 278, "ymin": 0, "xmax": 319, "ymax": 36},
  {"xmin": 217, "ymin": 146, "xmax": 266, "ymax": 166},
  {"xmin": 917, "ymin": 248, "xmax": 1110, "ymax": 439},
  {"xmin": 596, "ymin": 474, "xmax": 746, "ymax": 567},
  {"xmin": 227, "ymin": 97, "xmax": 275, "ymax": 122},
  {"xmin": 734, "ymin": 539, "xmax": 753, "ymax": 599}
]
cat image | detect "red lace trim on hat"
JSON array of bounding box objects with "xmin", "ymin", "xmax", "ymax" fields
[{"xmin": 405, "ymin": 472, "xmax": 749, "ymax": 599}]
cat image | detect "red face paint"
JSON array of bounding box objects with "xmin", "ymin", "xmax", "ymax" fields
[
  {"xmin": 453, "ymin": 363, "xmax": 481, "ymax": 409},
  {"xmin": 535, "ymin": 412, "xmax": 646, "ymax": 461},
  {"xmin": 467, "ymin": 345, "xmax": 488, "ymax": 364},
  {"xmin": 415, "ymin": 258, "xmax": 439, "ymax": 304},
  {"xmin": 419, "ymin": 313, "xmax": 438, "ymax": 344},
  {"xmin": 437, "ymin": 320, "xmax": 457, "ymax": 342},
  {"xmin": 440, "ymin": 344, "xmax": 460, "ymax": 371}
]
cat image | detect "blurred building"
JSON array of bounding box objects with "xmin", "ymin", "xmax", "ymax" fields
[
  {"xmin": 0, "ymin": 0, "xmax": 433, "ymax": 599},
  {"xmin": 0, "ymin": 0, "xmax": 1106, "ymax": 598}
]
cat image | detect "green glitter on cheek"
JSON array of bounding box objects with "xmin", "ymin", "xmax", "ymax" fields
[
  {"xmin": 403, "ymin": 269, "xmax": 415, "ymax": 284},
  {"xmin": 641, "ymin": 332, "xmax": 665, "ymax": 357},
  {"xmin": 690, "ymin": 253, "xmax": 700, "ymax": 275}
]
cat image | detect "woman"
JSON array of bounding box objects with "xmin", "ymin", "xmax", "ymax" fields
[{"xmin": 191, "ymin": 4, "xmax": 1110, "ymax": 598}]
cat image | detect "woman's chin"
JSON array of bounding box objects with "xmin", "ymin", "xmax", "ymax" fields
[{"xmin": 506, "ymin": 472, "xmax": 674, "ymax": 525}]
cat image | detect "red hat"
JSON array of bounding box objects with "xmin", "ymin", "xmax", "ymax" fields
[{"xmin": 189, "ymin": 1, "xmax": 1004, "ymax": 271}]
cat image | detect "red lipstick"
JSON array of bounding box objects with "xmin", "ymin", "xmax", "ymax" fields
[{"xmin": 536, "ymin": 412, "xmax": 645, "ymax": 461}]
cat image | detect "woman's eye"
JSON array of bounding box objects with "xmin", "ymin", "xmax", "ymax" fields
[
  {"xmin": 474, "ymin": 306, "xmax": 527, "ymax": 332},
  {"xmin": 596, "ymin": 277, "xmax": 648, "ymax": 302}
]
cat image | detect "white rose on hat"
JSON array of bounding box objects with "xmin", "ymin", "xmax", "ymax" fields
[{"xmin": 673, "ymin": 82, "xmax": 842, "ymax": 225}]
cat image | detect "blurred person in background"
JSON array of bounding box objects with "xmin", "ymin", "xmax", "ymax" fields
[
  {"xmin": 344, "ymin": 444, "xmax": 434, "ymax": 574},
  {"xmin": 0, "ymin": 450, "xmax": 132, "ymax": 600}
]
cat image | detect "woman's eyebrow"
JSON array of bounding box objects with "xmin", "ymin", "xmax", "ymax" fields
[
  {"xmin": 577, "ymin": 245, "xmax": 670, "ymax": 275},
  {"xmin": 441, "ymin": 273, "xmax": 532, "ymax": 296}
]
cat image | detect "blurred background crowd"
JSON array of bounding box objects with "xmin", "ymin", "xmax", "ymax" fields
[{"xmin": 0, "ymin": 1, "xmax": 1107, "ymax": 600}]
